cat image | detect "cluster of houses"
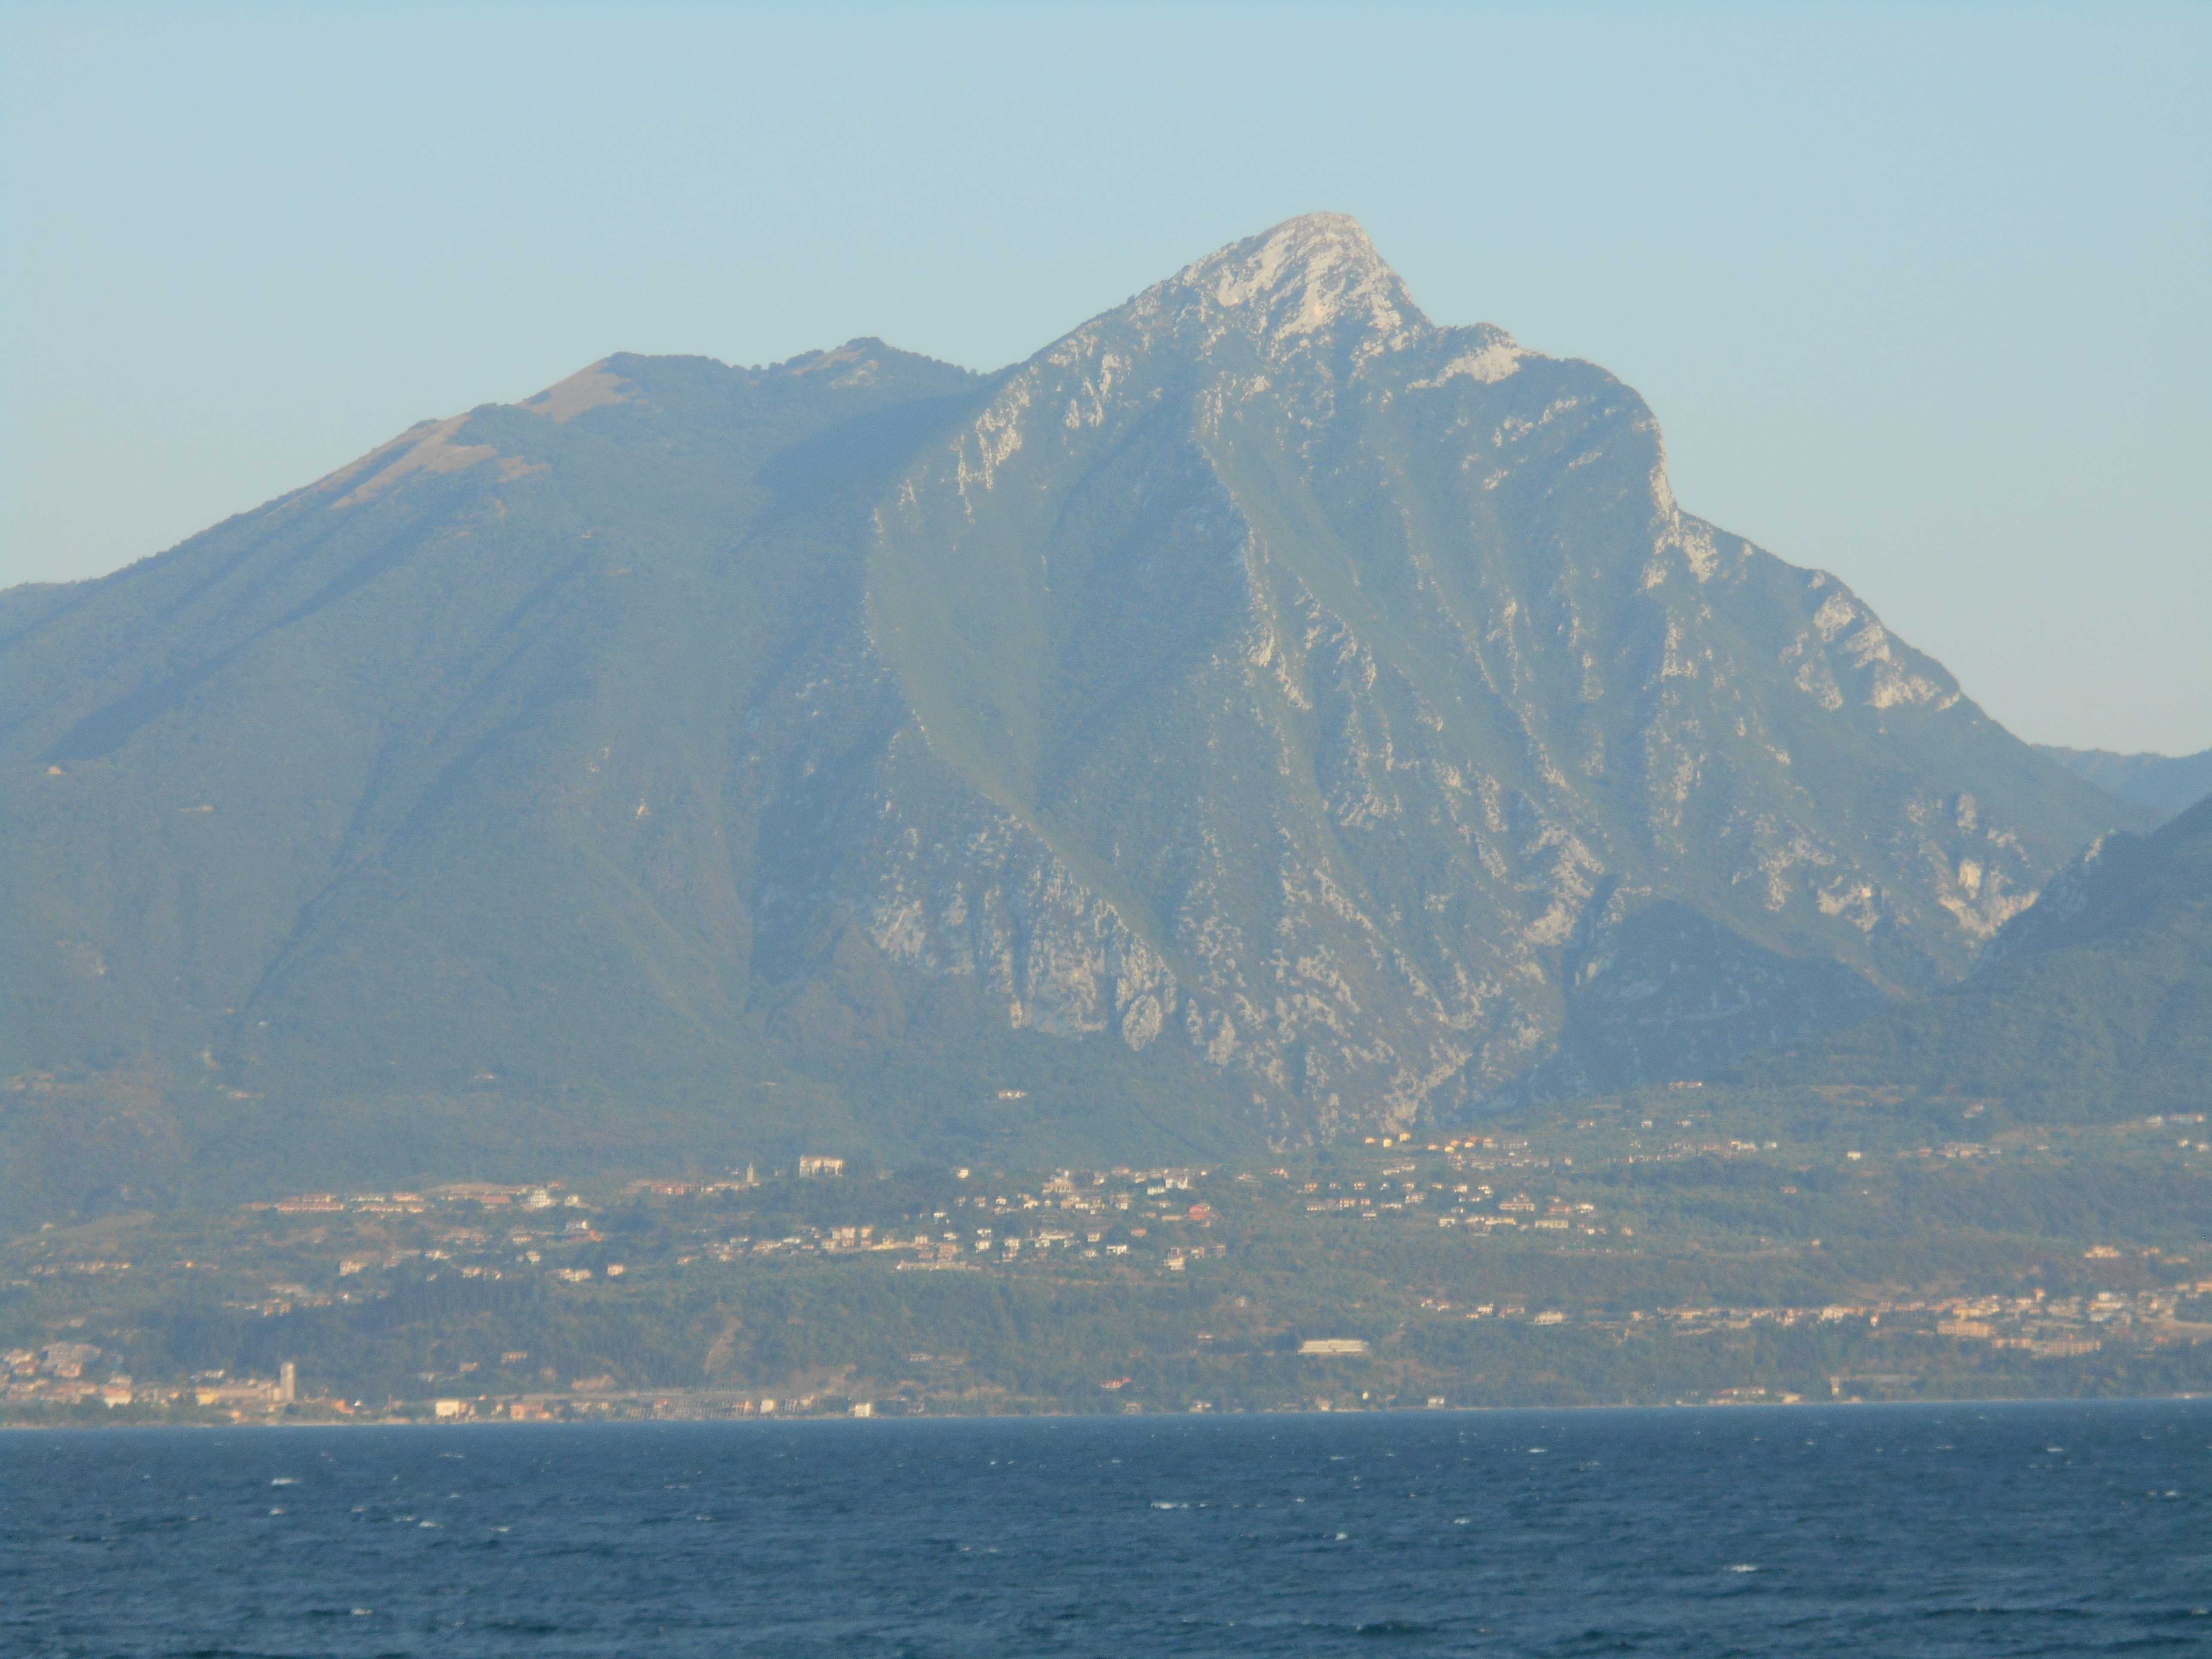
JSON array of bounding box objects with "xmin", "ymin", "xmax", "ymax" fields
[
  {"xmin": 425, "ymin": 1389, "xmax": 877, "ymax": 1423},
  {"xmin": 1381, "ymin": 1286, "xmax": 2209, "ymax": 1356},
  {"xmin": 3, "ymin": 1346, "xmax": 299, "ymax": 1413},
  {"xmin": 1302, "ymin": 1175, "xmax": 1615, "ymax": 1237}
]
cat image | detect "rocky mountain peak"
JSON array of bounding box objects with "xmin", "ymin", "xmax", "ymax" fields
[
  {"xmin": 1162, "ymin": 211, "xmax": 1425, "ymax": 347},
  {"xmin": 0, "ymin": 216, "xmax": 2148, "ymax": 1206}
]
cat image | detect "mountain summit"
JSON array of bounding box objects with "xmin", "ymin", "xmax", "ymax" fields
[
  {"xmin": 0, "ymin": 216, "xmax": 2136, "ymax": 1213},
  {"xmin": 1166, "ymin": 211, "xmax": 1424, "ymax": 342}
]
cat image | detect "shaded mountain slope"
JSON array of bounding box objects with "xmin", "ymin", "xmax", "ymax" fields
[
  {"xmin": 2039, "ymin": 744, "xmax": 2212, "ymax": 817},
  {"xmin": 0, "ymin": 215, "xmax": 2139, "ymax": 1217},
  {"xmin": 1751, "ymin": 796, "xmax": 2212, "ymax": 1120}
]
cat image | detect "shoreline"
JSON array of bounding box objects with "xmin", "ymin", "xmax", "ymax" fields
[{"xmin": 5, "ymin": 1390, "xmax": 2207, "ymax": 1432}]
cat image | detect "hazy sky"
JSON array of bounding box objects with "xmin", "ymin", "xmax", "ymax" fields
[{"xmin": 4, "ymin": 3, "xmax": 2206, "ymax": 754}]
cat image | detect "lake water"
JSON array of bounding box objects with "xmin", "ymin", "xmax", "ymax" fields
[{"xmin": 2, "ymin": 1401, "xmax": 2206, "ymax": 1656}]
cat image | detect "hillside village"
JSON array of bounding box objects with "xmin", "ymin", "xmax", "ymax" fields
[{"xmin": 6, "ymin": 1085, "xmax": 2208, "ymax": 1423}]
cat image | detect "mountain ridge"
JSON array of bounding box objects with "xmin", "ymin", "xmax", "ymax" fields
[
  {"xmin": 0, "ymin": 214, "xmax": 2142, "ymax": 1223},
  {"xmin": 2037, "ymin": 743, "xmax": 2212, "ymax": 818}
]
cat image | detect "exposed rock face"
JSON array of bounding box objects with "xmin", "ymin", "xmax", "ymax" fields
[
  {"xmin": 0, "ymin": 215, "xmax": 2138, "ymax": 1192},
  {"xmin": 858, "ymin": 213, "xmax": 2119, "ymax": 1119}
]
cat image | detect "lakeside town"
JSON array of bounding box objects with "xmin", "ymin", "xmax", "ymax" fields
[
  {"xmin": 6, "ymin": 1086, "xmax": 2209, "ymax": 1425},
  {"xmin": 13, "ymin": 1273, "xmax": 2194, "ymax": 1423}
]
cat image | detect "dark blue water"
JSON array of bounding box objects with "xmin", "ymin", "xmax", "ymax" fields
[{"xmin": 2, "ymin": 1402, "xmax": 2207, "ymax": 1656}]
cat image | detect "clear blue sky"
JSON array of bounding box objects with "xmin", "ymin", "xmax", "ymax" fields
[{"xmin": 4, "ymin": 2, "xmax": 2206, "ymax": 753}]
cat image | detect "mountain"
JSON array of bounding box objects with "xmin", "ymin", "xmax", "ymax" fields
[
  {"xmin": 0, "ymin": 213, "xmax": 2140, "ymax": 1218},
  {"xmin": 1751, "ymin": 795, "xmax": 2212, "ymax": 1120},
  {"xmin": 2038, "ymin": 744, "xmax": 2212, "ymax": 817}
]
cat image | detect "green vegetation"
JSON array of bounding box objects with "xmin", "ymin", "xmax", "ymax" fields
[{"xmin": 8, "ymin": 1084, "xmax": 2206, "ymax": 1421}]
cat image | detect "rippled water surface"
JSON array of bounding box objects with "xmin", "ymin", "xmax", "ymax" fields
[{"xmin": 2, "ymin": 1401, "xmax": 2207, "ymax": 1656}]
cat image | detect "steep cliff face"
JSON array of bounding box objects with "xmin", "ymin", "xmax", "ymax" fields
[
  {"xmin": 854, "ymin": 213, "xmax": 2123, "ymax": 1124},
  {"xmin": 0, "ymin": 215, "xmax": 2136, "ymax": 1205}
]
